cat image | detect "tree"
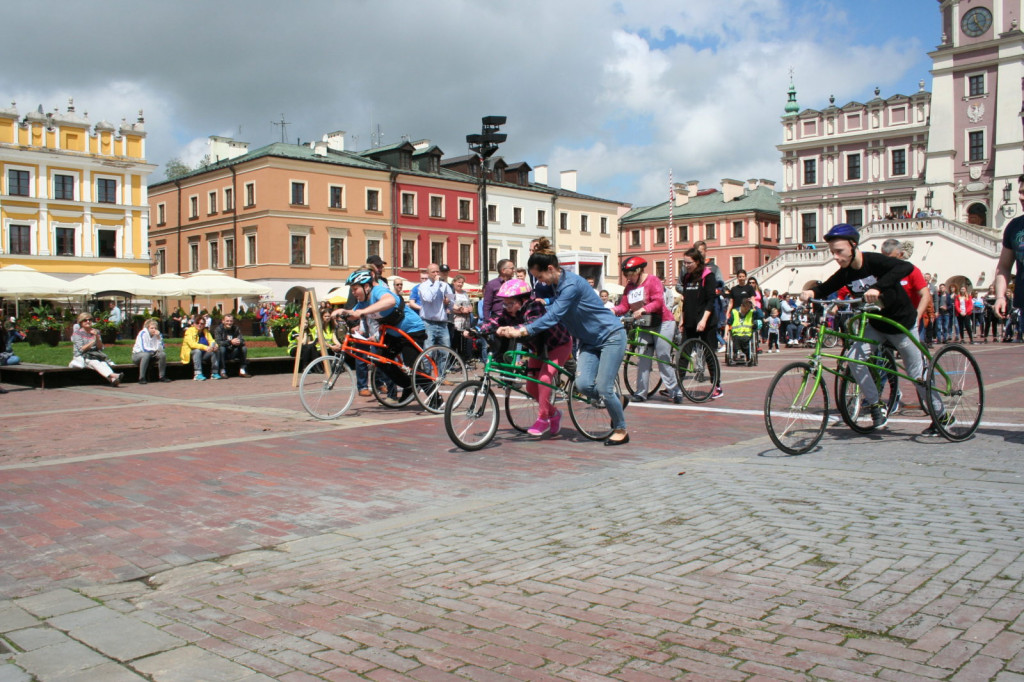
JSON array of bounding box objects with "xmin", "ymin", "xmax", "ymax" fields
[{"xmin": 164, "ymin": 157, "xmax": 192, "ymax": 180}]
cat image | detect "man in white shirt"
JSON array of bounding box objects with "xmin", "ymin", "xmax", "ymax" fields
[
  {"xmin": 109, "ymin": 301, "xmax": 123, "ymax": 339},
  {"xmin": 418, "ymin": 263, "xmax": 454, "ymax": 348}
]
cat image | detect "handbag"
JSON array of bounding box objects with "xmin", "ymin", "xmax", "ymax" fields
[{"xmin": 83, "ymin": 348, "xmax": 111, "ymax": 363}]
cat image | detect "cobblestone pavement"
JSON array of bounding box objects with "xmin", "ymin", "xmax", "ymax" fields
[{"xmin": 1, "ymin": 345, "xmax": 1022, "ymax": 680}]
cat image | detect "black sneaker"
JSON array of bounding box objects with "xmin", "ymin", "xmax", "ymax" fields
[
  {"xmin": 631, "ymin": 392, "xmax": 647, "ymax": 403},
  {"xmin": 869, "ymin": 402, "xmax": 888, "ymax": 428},
  {"xmin": 922, "ymin": 413, "xmax": 954, "ymax": 437}
]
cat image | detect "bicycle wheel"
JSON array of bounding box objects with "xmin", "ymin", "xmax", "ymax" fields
[
  {"xmin": 505, "ymin": 385, "xmax": 540, "ymax": 433},
  {"xmin": 926, "ymin": 344, "xmax": 984, "ymax": 441},
  {"xmin": 675, "ymin": 337, "xmax": 720, "ymax": 403},
  {"xmin": 623, "ymin": 346, "xmax": 662, "ymax": 398},
  {"xmin": 411, "ymin": 346, "xmax": 468, "ymax": 414},
  {"xmin": 369, "ymin": 365, "xmax": 415, "ymax": 409},
  {"xmin": 567, "ymin": 377, "xmax": 621, "ymax": 440},
  {"xmin": 835, "ymin": 347, "xmax": 899, "ymax": 433},
  {"xmin": 764, "ymin": 361, "xmax": 829, "ymax": 455},
  {"xmin": 298, "ymin": 355, "xmax": 356, "ymax": 420},
  {"xmin": 444, "ymin": 380, "xmax": 499, "ymax": 451},
  {"xmin": 822, "ymin": 331, "xmax": 840, "ymax": 349}
]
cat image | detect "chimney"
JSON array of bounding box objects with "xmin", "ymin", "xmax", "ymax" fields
[
  {"xmin": 721, "ymin": 178, "xmax": 744, "ymax": 202},
  {"xmin": 534, "ymin": 165, "xmax": 548, "ymax": 185},
  {"xmin": 673, "ymin": 183, "xmax": 689, "ymax": 206},
  {"xmin": 312, "ymin": 140, "xmax": 328, "ymax": 157},
  {"xmin": 208, "ymin": 136, "xmax": 249, "ymax": 162},
  {"xmin": 759, "ymin": 178, "xmax": 777, "ymax": 191},
  {"xmin": 687, "ymin": 180, "xmax": 699, "ymax": 197},
  {"xmin": 747, "ymin": 178, "xmax": 759, "ymax": 191},
  {"xmin": 324, "ymin": 131, "xmax": 345, "ymax": 152},
  {"xmin": 560, "ymin": 170, "xmax": 577, "ymax": 192}
]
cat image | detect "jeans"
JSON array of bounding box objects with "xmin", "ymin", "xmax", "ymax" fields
[
  {"xmin": 218, "ymin": 343, "xmax": 249, "ymax": 374},
  {"xmin": 190, "ymin": 348, "xmax": 220, "ymax": 375},
  {"xmin": 635, "ymin": 320, "xmax": 680, "ymax": 398},
  {"xmin": 132, "ymin": 350, "xmax": 167, "ymax": 380},
  {"xmin": 935, "ymin": 312, "xmax": 950, "ymax": 341},
  {"xmin": 574, "ymin": 327, "xmax": 627, "ymax": 431},
  {"xmin": 422, "ymin": 320, "xmax": 450, "ymax": 349}
]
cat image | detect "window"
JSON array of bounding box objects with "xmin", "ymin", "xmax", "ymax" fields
[
  {"xmin": 803, "ymin": 159, "xmax": 817, "ymax": 185},
  {"xmin": 969, "ymin": 131, "xmax": 985, "ymax": 162},
  {"xmin": 732, "ymin": 221, "xmax": 744, "ymax": 239},
  {"xmin": 655, "ymin": 261, "xmax": 665, "ymax": 280},
  {"xmin": 630, "ymin": 230, "xmax": 640, "ymax": 247},
  {"xmin": 705, "ymin": 223, "xmax": 717, "ymax": 241},
  {"xmin": 209, "ymin": 241, "xmax": 219, "ymax": 269},
  {"xmin": 488, "ymin": 248, "xmax": 498, "ymax": 271},
  {"xmin": 401, "ymin": 192, "xmax": 416, "ymax": 216},
  {"xmin": 97, "ymin": 178, "xmax": 117, "ymax": 204},
  {"xmin": 246, "ymin": 234, "xmax": 257, "ymax": 265},
  {"xmin": 291, "ymin": 181, "xmax": 306, "ymax": 206},
  {"xmin": 330, "ymin": 237, "xmax": 345, "ymax": 266},
  {"xmin": 8, "ymin": 224, "xmax": 30, "ymax": 254},
  {"xmin": 8, "ymin": 170, "xmax": 29, "ymax": 196},
  {"xmin": 208, "ymin": 191, "xmax": 217, "ymax": 214},
  {"xmin": 732, "ymin": 256, "xmax": 743, "ymax": 276},
  {"xmin": 55, "ymin": 227, "xmax": 75, "ymax": 256},
  {"xmin": 801, "ymin": 213, "xmax": 817, "ymax": 243},
  {"xmin": 367, "ymin": 238, "xmax": 381, "ymax": 259},
  {"xmin": 847, "ymin": 154, "xmax": 861, "ymax": 180},
  {"xmin": 157, "ymin": 203, "xmax": 166, "ymax": 226},
  {"xmin": 290, "ymin": 234, "xmax": 307, "ymax": 265},
  {"xmin": 581, "ymin": 215, "xmax": 589, "ymax": 232},
  {"xmin": 329, "ymin": 185, "xmax": 344, "ymax": 209},
  {"xmin": 678, "ymin": 225, "xmax": 689, "ymax": 242},
  {"xmin": 487, "ymin": 204, "xmax": 497, "ymax": 222},
  {"xmin": 459, "ymin": 198, "xmax": 472, "ymax": 221},
  {"xmin": 401, "ymin": 239, "xmax": 415, "ymax": 268},
  {"xmin": 459, "ymin": 244, "xmax": 472, "ymax": 270},
  {"xmin": 560, "ymin": 212, "xmax": 569, "ymax": 231},
  {"xmin": 655, "ymin": 227, "xmax": 666, "ymax": 244},
  {"xmin": 155, "ymin": 248, "xmax": 166, "ymax": 274},
  {"xmin": 537, "ymin": 209, "xmax": 546, "ymax": 227},
  {"xmin": 891, "ymin": 149, "xmax": 907, "ymax": 176},
  {"xmin": 600, "ymin": 217, "xmax": 608, "ymax": 235},
  {"xmin": 224, "ymin": 187, "xmax": 233, "ymax": 211},
  {"xmin": 513, "ymin": 207, "xmax": 523, "ymax": 225},
  {"xmin": 224, "ymin": 238, "xmax": 235, "ymax": 268},
  {"xmin": 846, "ymin": 209, "xmax": 863, "ymax": 227},
  {"xmin": 509, "ymin": 248, "xmax": 518, "ymax": 266},
  {"xmin": 190, "ymin": 242, "xmax": 200, "ymax": 271},
  {"xmin": 189, "ymin": 196, "xmax": 198, "ymax": 219},
  {"xmin": 429, "ymin": 195, "xmax": 444, "ymax": 218},
  {"xmin": 366, "ymin": 189, "xmax": 380, "ymax": 212},
  {"xmin": 54, "ymin": 174, "xmax": 75, "ymax": 200},
  {"xmin": 969, "ymin": 74, "xmax": 985, "ymax": 97},
  {"xmin": 431, "ymin": 241, "xmax": 445, "ymax": 266},
  {"xmin": 245, "ymin": 182, "xmax": 255, "ymax": 207}
]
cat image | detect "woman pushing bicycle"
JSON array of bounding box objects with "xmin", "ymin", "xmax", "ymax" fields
[{"xmin": 800, "ymin": 224, "xmax": 948, "ymax": 435}]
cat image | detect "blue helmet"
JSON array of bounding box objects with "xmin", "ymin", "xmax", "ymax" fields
[
  {"xmin": 346, "ymin": 269, "xmax": 375, "ymax": 286},
  {"xmin": 823, "ymin": 223, "xmax": 860, "ymax": 245}
]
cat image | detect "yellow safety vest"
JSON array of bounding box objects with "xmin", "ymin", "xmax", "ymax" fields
[{"xmin": 729, "ymin": 308, "xmax": 755, "ymax": 337}]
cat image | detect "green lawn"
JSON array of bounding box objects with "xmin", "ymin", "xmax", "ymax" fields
[{"xmin": 12, "ymin": 337, "xmax": 288, "ymax": 366}]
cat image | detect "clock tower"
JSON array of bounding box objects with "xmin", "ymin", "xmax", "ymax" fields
[{"xmin": 925, "ymin": 0, "xmax": 1024, "ymax": 228}]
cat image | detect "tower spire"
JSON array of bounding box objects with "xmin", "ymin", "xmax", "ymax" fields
[{"xmin": 784, "ymin": 68, "xmax": 799, "ymax": 117}]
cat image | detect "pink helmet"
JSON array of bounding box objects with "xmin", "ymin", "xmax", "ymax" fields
[{"xmin": 496, "ymin": 278, "xmax": 532, "ymax": 298}]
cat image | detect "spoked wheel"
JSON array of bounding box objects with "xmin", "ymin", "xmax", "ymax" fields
[
  {"xmin": 505, "ymin": 385, "xmax": 540, "ymax": 433},
  {"xmin": 622, "ymin": 342, "xmax": 662, "ymax": 398},
  {"xmin": 926, "ymin": 344, "xmax": 984, "ymax": 441},
  {"xmin": 411, "ymin": 346, "xmax": 469, "ymax": 414},
  {"xmin": 835, "ymin": 347, "xmax": 899, "ymax": 433},
  {"xmin": 444, "ymin": 380, "xmax": 499, "ymax": 451},
  {"xmin": 567, "ymin": 377, "xmax": 622, "ymax": 441},
  {"xmin": 764, "ymin": 361, "xmax": 829, "ymax": 455},
  {"xmin": 822, "ymin": 331, "xmax": 840, "ymax": 349},
  {"xmin": 298, "ymin": 355, "xmax": 356, "ymax": 420},
  {"xmin": 369, "ymin": 365, "xmax": 415, "ymax": 409},
  {"xmin": 675, "ymin": 338, "xmax": 720, "ymax": 403}
]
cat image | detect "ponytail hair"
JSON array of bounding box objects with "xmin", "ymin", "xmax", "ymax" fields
[{"xmin": 528, "ymin": 237, "xmax": 559, "ymax": 271}]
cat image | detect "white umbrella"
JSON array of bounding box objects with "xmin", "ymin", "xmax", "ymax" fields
[
  {"xmin": 72, "ymin": 267, "xmax": 171, "ymax": 298},
  {"xmin": 0, "ymin": 264, "xmax": 84, "ymax": 297},
  {"xmin": 182, "ymin": 269, "xmax": 272, "ymax": 297},
  {"xmin": 150, "ymin": 273, "xmax": 187, "ymax": 297}
]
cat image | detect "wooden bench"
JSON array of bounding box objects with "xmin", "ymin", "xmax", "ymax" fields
[{"xmin": 0, "ymin": 356, "xmax": 295, "ymax": 389}]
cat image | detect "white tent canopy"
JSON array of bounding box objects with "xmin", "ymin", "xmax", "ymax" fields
[
  {"xmin": 0, "ymin": 264, "xmax": 85, "ymax": 297},
  {"xmin": 71, "ymin": 267, "xmax": 176, "ymax": 298},
  {"xmin": 181, "ymin": 270, "xmax": 272, "ymax": 297}
]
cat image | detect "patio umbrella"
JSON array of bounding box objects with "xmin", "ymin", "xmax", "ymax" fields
[
  {"xmin": 71, "ymin": 267, "xmax": 171, "ymax": 298},
  {"xmin": 0, "ymin": 264, "xmax": 86, "ymax": 315},
  {"xmin": 181, "ymin": 270, "xmax": 272, "ymax": 297}
]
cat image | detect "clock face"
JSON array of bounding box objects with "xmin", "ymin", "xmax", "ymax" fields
[{"xmin": 961, "ymin": 6, "xmax": 993, "ymax": 37}]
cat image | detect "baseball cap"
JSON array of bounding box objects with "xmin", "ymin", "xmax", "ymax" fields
[
  {"xmin": 439, "ymin": 264, "xmax": 450, "ymax": 273},
  {"xmin": 366, "ymin": 255, "xmax": 386, "ymax": 268}
]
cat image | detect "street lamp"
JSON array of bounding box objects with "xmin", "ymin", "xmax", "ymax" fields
[
  {"xmin": 1002, "ymin": 180, "xmax": 1016, "ymax": 218},
  {"xmin": 467, "ymin": 115, "xmax": 507, "ymax": 284}
]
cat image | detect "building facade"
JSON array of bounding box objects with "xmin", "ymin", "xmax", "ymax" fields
[{"xmin": 0, "ymin": 100, "xmax": 155, "ymax": 277}]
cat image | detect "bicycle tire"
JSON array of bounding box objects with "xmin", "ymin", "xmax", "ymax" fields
[
  {"xmin": 567, "ymin": 377, "xmax": 620, "ymax": 441},
  {"xmin": 675, "ymin": 337, "xmax": 720, "ymax": 403},
  {"xmin": 622, "ymin": 342, "xmax": 663, "ymax": 398},
  {"xmin": 505, "ymin": 385, "xmax": 540, "ymax": 433},
  {"xmin": 444, "ymin": 380, "xmax": 499, "ymax": 451},
  {"xmin": 369, "ymin": 364, "xmax": 415, "ymax": 409},
  {"xmin": 835, "ymin": 347, "xmax": 899, "ymax": 433},
  {"xmin": 926, "ymin": 344, "xmax": 984, "ymax": 442},
  {"xmin": 411, "ymin": 346, "xmax": 468, "ymax": 414},
  {"xmin": 764, "ymin": 361, "xmax": 829, "ymax": 455},
  {"xmin": 298, "ymin": 355, "xmax": 356, "ymax": 420},
  {"xmin": 822, "ymin": 331, "xmax": 840, "ymax": 349}
]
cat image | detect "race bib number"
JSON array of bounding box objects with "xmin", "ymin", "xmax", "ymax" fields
[{"xmin": 627, "ymin": 288, "xmax": 645, "ymax": 307}]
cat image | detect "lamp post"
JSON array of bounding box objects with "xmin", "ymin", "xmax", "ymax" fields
[
  {"xmin": 1001, "ymin": 180, "xmax": 1016, "ymax": 218},
  {"xmin": 467, "ymin": 115, "xmax": 507, "ymax": 284}
]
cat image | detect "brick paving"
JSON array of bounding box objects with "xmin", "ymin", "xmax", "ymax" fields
[{"xmin": 0, "ymin": 344, "xmax": 1022, "ymax": 680}]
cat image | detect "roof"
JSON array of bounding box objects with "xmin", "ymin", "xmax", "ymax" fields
[{"xmin": 620, "ymin": 185, "xmax": 779, "ymax": 225}]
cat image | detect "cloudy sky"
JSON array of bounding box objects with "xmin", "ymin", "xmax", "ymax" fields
[{"xmin": 2, "ymin": 0, "xmax": 937, "ymax": 206}]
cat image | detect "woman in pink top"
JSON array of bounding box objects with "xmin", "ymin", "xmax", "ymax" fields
[{"xmin": 613, "ymin": 257, "xmax": 682, "ymax": 403}]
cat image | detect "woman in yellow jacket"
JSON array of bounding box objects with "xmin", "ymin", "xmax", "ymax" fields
[{"xmin": 180, "ymin": 316, "xmax": 220, "ymax": 380}]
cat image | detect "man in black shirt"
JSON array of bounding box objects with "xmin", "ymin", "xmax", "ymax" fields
[
  {"xmin": 726, "ymin": 269, "xmax": 756, "ymax": 320},
  {"xmin": 800, "ymin": 224, "xmax": 946, "ymax": 434}
]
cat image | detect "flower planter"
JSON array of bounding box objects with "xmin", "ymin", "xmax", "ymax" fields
[
  {"xmin": 26, "ymin": 329, "xmax": 43, "ymax": 346},
  {"xmin": 272, "ymin": 327, "xmax": 292, "ymax": 347},
  {"xmin": 43, "ymin": 328, "xmax": 61, "ymax": 347},
  {"xmin": 100, "ymin": 329, "xmax": 118, "ymax": 345}
]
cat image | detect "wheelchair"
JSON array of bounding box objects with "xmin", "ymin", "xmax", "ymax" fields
[{"xmin": 725, "ymin": 331, "xmax": 759, "ymax": 366}]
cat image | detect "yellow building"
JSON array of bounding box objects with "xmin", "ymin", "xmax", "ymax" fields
[{"xmin": 0, "ymin": 99, "xmax": 156, "ymax": 278}]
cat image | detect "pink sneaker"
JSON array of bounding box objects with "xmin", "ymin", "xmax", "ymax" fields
[
  {"xmin": 527, "ymin": 417, "xmax": 550, "ymax": 436},
  {"xmin": 548, "ymin": 409, "xmax": 562, "ymax": 435}
]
